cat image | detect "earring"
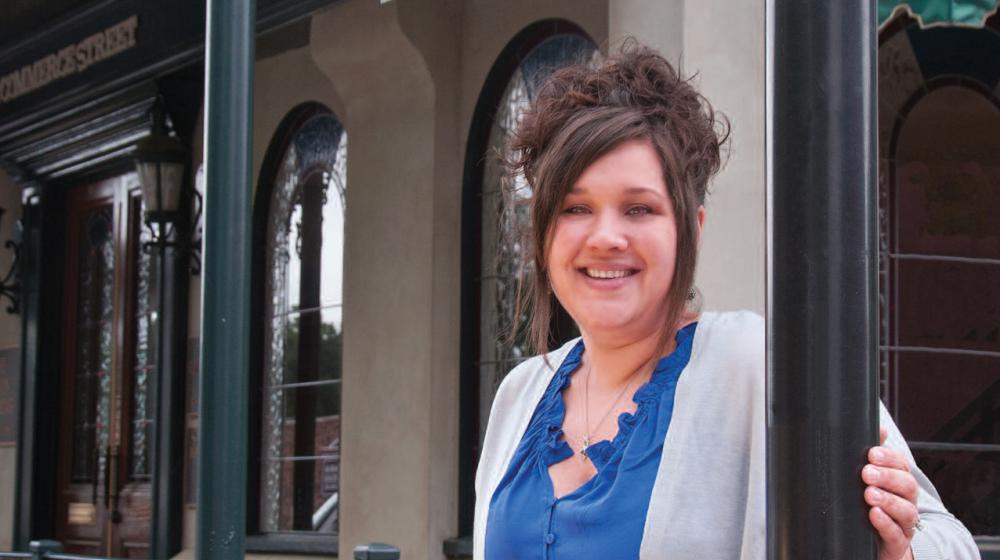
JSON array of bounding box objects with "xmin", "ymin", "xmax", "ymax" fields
[{"xmin": 687, "ymin": 287, "xmax": 697, "ymax": 302}]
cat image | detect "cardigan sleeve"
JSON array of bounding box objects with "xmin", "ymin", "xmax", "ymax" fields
[{"xmin": 879, "ymin": 404, "xmax": 981, "ymax": 560}]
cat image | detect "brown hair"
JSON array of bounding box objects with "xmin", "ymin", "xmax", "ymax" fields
[{"xmin": 507, "ymin": 42, "xmax": 729, "ymax": 356}]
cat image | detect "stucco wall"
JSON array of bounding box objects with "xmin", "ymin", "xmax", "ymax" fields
[
  {"xmin": 609, "ymin": 0, "xmax": 684, "ymax": 63},
  {"xmin": 310, "ymin": 2, "xmax": 444, "ymax": 558},
  {"xmin": 683, "ymin": 0, "xmax": 766, "ymax": 314},
  {"xmin": 0, "ymin": 169, "xmax": 17, "ymax": 552}
]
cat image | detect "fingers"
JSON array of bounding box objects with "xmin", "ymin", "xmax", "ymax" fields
[
  {"xmin": 868, "ymin": 446, "xmax": 910, "ymax": 472},
  {"xmin": 865, "ymin": 484, "xmax": 919, "ymax": 529},
  {"xmin": 863, "ymin": 463, "xmax": 919, "ymax": 503},
  {"xmin": 868, "ymin": 506, "xmax": 911, "ymax": 560},
  {"xmin": 869, "ymin": 432, "xmax": 919, "ymax": 560}
]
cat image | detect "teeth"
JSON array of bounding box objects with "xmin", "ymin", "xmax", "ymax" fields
[{"xmin": 585, "ymin": 268, "xmax": 632, "ymax": 279}]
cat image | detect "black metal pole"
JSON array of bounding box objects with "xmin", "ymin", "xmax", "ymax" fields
[
  {"xmin": 196, "ymin": 0, "xmax": 254, "ymax": 558},
  {"xmin": 766, "ymin": 1, "xmax": 879, "ymax": 559},
  {"xmin": 151, "ymin": 227, "xmax": 188, "ymax": 558}
]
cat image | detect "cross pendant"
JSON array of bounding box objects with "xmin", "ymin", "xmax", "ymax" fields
[{"xmin": 580, "ymin": 436, "xmax": 590, "ymax": 456}]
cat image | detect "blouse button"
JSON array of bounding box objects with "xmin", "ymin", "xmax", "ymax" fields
[{"xmin": 545, "ymin": 533, "xmax": 556, "ymax": 545}]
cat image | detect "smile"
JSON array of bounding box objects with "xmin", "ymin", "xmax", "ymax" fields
[{"xmin": 583, "ymin": 268, "xmax": 638, "ymax": 279}]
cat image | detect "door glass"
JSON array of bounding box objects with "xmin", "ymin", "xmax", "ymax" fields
[
  {"xmin": 71, "ymin": 205, "xmax": 115, "ymax": 489},
  {"xmin": 129, "ymin": 195, "xmax": 157, "ymax": 481}
]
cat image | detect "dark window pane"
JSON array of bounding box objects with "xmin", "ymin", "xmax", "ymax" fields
[
  {"xmin": 276, "ymin": 307, "xmax": 343, "ymax": 387},
  {"xmin": 260, "ymin": 383, "xmax": 341, "ymax": 532},
  {"xmin": 259, "ymin": 455, "xmax": 340, "ymax": 533},
  {"xmin": 912, "ymin": 447, "xmax": 1000, "ymax": 536},
  {"xmin": 893, "ymin": 85, "xmax": 1000, "ymax": 260},
  {"xmin": 892, "ymin": 352, "xmax": 999, "ymax": 444},
  {"xmin": 896, "ymin": 260, "xmax": 1000, "ymax": 353}
]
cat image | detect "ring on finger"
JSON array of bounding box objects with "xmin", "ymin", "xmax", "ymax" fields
[{"xmin": 908, "ymin": 518, "xmax": 924, "ymax": 534}]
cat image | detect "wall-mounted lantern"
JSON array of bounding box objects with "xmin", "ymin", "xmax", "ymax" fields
[
  {"xmin": 133, "ymin": 101, "xmax": 202, "ymax": 274},
  {"xmin": 134, "ymin": 117, "xmax": 187, "ymax": 228}
]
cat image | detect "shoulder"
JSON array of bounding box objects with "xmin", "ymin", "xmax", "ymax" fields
[
  {"xmin": 680, "ymin": 310, "xmax": 765, "ymax": 399},
  {"xmin": 477, "ymin": 337, "xmax": 580, "ymax": 493},
  {"xmin": 695, "ymin": 310, "xmax": 765, "ymax": 364},
  {"xmin": 488, "ymin": 338, "xmax": 580, "ymax": 422}
]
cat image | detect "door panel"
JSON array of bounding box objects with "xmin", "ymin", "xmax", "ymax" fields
[{"xmin": 56, "ymin": 175, "xmax": 155, "ymax": 557}]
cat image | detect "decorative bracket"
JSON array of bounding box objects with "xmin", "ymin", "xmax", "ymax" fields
[
  {"xmin": 142, "ymin": 188, "xmax": 203, "ymax": 276},
  {"xmin": 0, "ymin": 207, "xmax": 20, "ymax": 314}
]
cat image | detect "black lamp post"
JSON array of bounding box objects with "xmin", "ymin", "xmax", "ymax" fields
[{"xmin": 133, "ymin": 103, "xmax": 192, "ymax": 558}]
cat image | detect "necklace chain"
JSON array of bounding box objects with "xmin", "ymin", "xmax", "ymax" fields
[{"xmin": 580, "ymin": 361, "xmax": 641, "ymax": 457}]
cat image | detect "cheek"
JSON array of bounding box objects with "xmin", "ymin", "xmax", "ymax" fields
[
  {"xmin": 644, "ymin": 225, "xmax": 680, "ymax": 285},
  {"xmin": 546, "ymin": 222, "xmax": 579, "ymax": 268}
]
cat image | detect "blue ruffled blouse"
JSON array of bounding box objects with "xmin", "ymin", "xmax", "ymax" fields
[{"xmin": 484, "ymin": 322, "xmax": 697, "ymax": 560}]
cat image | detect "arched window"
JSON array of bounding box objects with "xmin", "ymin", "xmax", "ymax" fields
[
  {"xmin": 878, "ymin": 12, "xmax": 1000, "ymax": 538},
  {"xmin": 457, "ymin": 21, "xmax": 597, "ymax": 537},
  {"xmin": 250, "ymin": 104, "xmax": 346, "ymax": 544}
]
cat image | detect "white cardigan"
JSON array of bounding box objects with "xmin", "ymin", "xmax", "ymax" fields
[{"xmin": 474, "ymin": 311, "xmax": 979, "ymax": 560}]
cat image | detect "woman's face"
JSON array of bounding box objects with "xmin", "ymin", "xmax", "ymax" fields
[{"xmin": 546, "ymin": 138, "xmax": 702, "ymax": 345}]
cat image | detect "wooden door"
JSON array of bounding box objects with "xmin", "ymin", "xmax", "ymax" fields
[{"xmin": 55, "ymin": 175, "xmax": 157, "ymax": 558}]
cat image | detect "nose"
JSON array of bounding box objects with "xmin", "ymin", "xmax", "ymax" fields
[{"xmin": 585, "ymin": 211, "xmax": 629, "ymax": 252}]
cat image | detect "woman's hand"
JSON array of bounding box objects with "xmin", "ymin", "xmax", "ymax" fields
[{"xmin": 864, "ymin": 427, "xmax": 919, "ymax": 560}]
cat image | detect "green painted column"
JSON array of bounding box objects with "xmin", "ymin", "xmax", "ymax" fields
[{"xmin": 196, "ymin": 1, "xmax": 255, "ymax": 558}]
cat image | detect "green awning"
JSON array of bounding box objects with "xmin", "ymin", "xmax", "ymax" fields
[{"xmin": 878, "ymin": 0, "xmax": 998, "ymax": 26}]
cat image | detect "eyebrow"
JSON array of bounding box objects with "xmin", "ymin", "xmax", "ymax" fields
[{"xmin": 569, "ymin": 185, "xmax": 668, "ymax": 197}]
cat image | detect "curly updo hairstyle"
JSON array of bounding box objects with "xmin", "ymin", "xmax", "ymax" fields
[{"xmin": 508, "ymin": 43, "xmax": 729, "ymax": 355}]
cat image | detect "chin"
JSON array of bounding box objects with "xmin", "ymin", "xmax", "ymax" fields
[{"xmin": 576, "ymin": 309, "xmax": 653, "ymax": 339}]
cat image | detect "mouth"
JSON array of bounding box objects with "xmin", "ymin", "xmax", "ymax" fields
[{"xmin": 581, "ymin": 268, "xmax": 639, "ymax": 280}]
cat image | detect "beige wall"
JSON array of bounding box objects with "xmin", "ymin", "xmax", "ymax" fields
[
  {"xmin": 0, "ymin": 173, "xmax": 20, "ymax": 351},
  {"xmin": 609, "ymin": 0, "xmax": 684, "ymax": 63},
  {"xmin": 310, "ymin": 2, "xmax": 446, "ymax": 558},
  {"xmin": 0, "ymin": 446, "xmax": 14, "ymax": 551},
  {"xmin": 684, "ymin": 0, "xmax": 766, "ymax": 314},
  {"xmin": 0, "ymin": 169, "xmax": 17, "ymax": 552}
]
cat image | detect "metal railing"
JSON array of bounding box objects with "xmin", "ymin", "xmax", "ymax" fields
[
  {"xmin": 0, "ymin": 540, "xmax": 125, "ymax": 560},
  {"xmin": 2, "ymin": 540, "xmax": 399, "ymax": 560},
  {"xmin": 353, "ymin": 543, "xmax": 400, "ymax": 560}
]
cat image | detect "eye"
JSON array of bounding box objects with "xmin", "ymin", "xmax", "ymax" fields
[
  {"xmin": 563, "ymin": 205, "xmax": 590, "ymax": 215},
  {"xmin": 625, "ymin": 205, "xmax": 653, "ymax": 216}
]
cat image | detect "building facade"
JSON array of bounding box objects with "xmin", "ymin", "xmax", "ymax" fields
[{"xmin": 0, "ymin": 0, "xmax": 994, "ymax": 558}]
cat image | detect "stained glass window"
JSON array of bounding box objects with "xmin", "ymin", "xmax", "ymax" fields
[
  {"xmin": 259, "ymin": 112, "xmax": 346, "ymax": 535},
  {"xmin": 878, "ymin": 22, "xmax": 1000, "ymax": 537}
]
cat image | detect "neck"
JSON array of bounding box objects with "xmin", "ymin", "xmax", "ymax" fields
[
  {"xmin": 579, "ymin": 311, "xmax": 698, "ymax": 391},
  {"xmin": 580, "ymin": 329, "xmax": 666, "ymax": 392}
]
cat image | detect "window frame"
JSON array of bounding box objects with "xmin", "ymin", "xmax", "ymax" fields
[{"xmin": 247, "ymin": 102, "xmax": 345, "ymax": 556}]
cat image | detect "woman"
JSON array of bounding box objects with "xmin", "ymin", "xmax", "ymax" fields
[{"xmin": 474, "ymin": 46, "xmax": 979, "ymax": 560}]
